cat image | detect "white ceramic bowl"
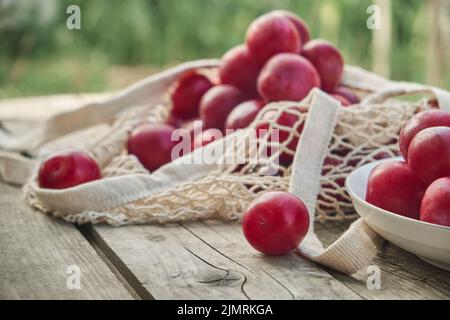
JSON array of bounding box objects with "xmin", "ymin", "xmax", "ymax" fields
[{"xmin": 345, "ymin": 157, "xmax": 450, "ymax": 271}]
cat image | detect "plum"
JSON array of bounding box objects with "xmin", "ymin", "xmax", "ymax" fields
[
  {"xmin": 38, "ymin": 151, "xmax": 101, "ymax": 189},
  {"xmin": 408, "ymin": 126, "xmax": 450, "ymax": 185},
  {"xmin": 225, "ymin": 100, "xmax": 264, "ymax": 131},
  {"xmin": 331, "ymin": 86, "xmax": 360, "ymax": 104},
  {"xmin": 127, "ymin": 123, "xmax": 178, "ymax": 172},
  {"xmin": 191, "ymin": 128, "xmax": 222, "ymax": 150},
  {"xmin": 246, "ymin": 13, "xmax": 301, "ymax": 66},
  {"xmin": 166, "ymin": 113, "xmax": 184, "ymax": 128},
  {"xmin": 257, "ymin": 53, "xmax": 321, "ymax": 102},
  {"xmin": 420, "ymin": 177, "xmax": 450, "ymax": 227},
  {"xmin": 219, "ymin": 45, "xmax": 260, "ymax": 98},
  {"xmin": 182, "ymin": 119, "xmax": 204, "ymax": 142},
  {"xmin": 270, "ymin": 10, "xmax": 311, "ymax": 47},
  {"xmin": 170, "ymin": 72, "xmax": 213, "ymax": 120},
  {"xmin": 399, "ymin": 110, "xmax": 450, "ymax": 161},
  {"xmin": 242, "ymin": 191, "xmax": 309, "ymax": 256},
  {"xmin": 366, "ymin": 160, "xmax": 426, "ymax": 219},
  {"xmin": 330, "ymin": 93, "xmax": 351, "ymax": 106},
  {"xmin": 200, "ymin": 85, "xmax": 245, "ymax": 132},
  {"xmin": 302, "ymin": 39, "xmax": 344, "ymax": 92},
  {"xmin": 255, "ymin": 106, "xmax": 305, "ymax": 166}
]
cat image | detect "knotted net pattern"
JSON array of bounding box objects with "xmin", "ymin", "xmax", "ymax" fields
[{"xmin": 25, "ymin": 93, "xmax": 430, "ymax": 226}]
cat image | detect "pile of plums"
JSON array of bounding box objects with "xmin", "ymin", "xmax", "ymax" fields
[
  {"xmin": 366, "ymin": 109, "xmax": 450, "ymax": 227},
  {"xmin": 128, "ymin": 10, "xmax": 360, "ymax": 173},
  {"xmin": 37, "ymin": 9, "xmax": 355, "ymax": 204}
]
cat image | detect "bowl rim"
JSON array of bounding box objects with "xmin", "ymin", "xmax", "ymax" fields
[{"xmin": 345, "ymin": 157, "xmax": 450, "ymax": 232}]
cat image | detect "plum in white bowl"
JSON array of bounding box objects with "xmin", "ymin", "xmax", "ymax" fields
[{"xmin": 346, "ymin": 157, "xmax": 450, "ymax": 271}]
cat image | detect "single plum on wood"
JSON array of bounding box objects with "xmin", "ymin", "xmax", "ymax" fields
[{"xmin": 242, "ymin": 191, "xmax": 309, "ymax": 256}]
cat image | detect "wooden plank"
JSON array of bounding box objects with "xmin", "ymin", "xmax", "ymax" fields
[
  {"xmin": 83, "ymin": 223, "xmax": 251, "ymax": 300},
  {"xmin": 185, "ymin": 220, "xmax": 363, "ymax": 299},
  {"xmin": 315, "ymin": 220, "xmax": 450, "ymax": 300},
  {"xmin": 85, "ymin": 221, "xmax": 362, "ymax": 300},
  {"xmin": 0, "ymin": 183, "xmax": 133, "ymax": 300},
  {"xmin": 2, "ymin": 95, "xmax": 449, "ymax": 300}
]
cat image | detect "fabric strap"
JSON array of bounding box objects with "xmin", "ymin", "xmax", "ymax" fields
[
  {"xmin": 342, "ymin": 65, "xmax": 450, "ymax": 112},
  {"xmin": 289, "ymin": 90, "xmax": 383, "ymax": 274},
  {"xmin": 362, "ymin": 82, "xmax": 450, "ymax": 112}
]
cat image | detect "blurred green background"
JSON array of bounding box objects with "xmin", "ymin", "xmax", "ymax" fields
[{"xmin": 0, "ymin": 0, "xmax": 448, "ymax": 99}]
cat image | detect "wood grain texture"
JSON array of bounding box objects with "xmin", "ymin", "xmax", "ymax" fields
[
  {"xmin": 0, "ymin": 183, "xmax": 133, "ymax": 300},
  {"xmin": 87, "ymin": 219, "xmax": 450, "ymax": 300},
  {"xmin": 315, "ymin": 221, "xmax": 450, "ymax": 300},
  {"xmin": 86, "ymin": 221, "xmax": 362, "ymax": 300}
]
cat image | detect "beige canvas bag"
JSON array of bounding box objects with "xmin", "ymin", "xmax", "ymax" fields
[{"xmin": 1, "ymin": 60, "xmax": 449, "ymax": 274}]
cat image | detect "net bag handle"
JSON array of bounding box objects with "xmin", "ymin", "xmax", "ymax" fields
[
  {"xmin": 361, "ymin": 82, "xmax": 450, "ymax": 112},
  {"xmin": 289, "ymin": 89, "xmax": 384, "ymax": 274},
  {"xmin": 341, "ymin": 65, "xmax": 450, "ymax": 112}
]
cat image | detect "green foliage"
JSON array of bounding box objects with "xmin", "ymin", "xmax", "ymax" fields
[{"xmin": 0, "ymin": 0, "xmax": 447, "ymax": 98}]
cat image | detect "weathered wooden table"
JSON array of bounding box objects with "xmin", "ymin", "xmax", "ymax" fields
[{"xmin": 0, "ymin": 95, "xmax": 449, "ymax": 300}]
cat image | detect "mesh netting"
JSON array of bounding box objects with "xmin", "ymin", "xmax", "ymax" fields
[{"xmin": 24, "ymin": 90, "xmax": 430, "ymax": 226}]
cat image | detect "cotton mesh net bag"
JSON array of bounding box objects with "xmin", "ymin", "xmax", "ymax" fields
[{"xmin": 1, "ymin": 60, "xmax": 450, "ymax": 274}]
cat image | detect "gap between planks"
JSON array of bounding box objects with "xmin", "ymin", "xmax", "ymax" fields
[{"xmin": 79, "ymin": 224, "xmax": 153, "ymax": 300}]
